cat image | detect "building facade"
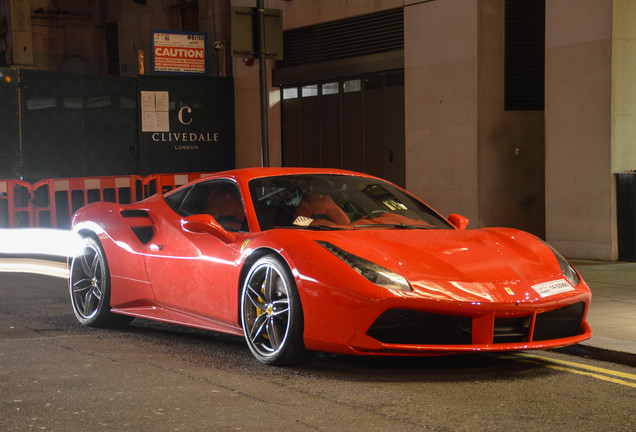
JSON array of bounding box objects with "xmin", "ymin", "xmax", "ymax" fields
[{"xmin": 2, "ymin": 0, "xmax": 635, "ymax": 261}]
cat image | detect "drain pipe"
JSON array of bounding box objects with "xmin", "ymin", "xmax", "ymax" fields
[{"xmin": 257, "ymin": 0, "xmax": 269, "ymax": 167}]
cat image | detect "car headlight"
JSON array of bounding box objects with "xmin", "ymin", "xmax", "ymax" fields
[
  {"xmin": 317, "ymin": 241, "xmax": 411, "ymax": 292},
  {"xmin": 542, "ymin": 240, "xmax": 580, "ymax": 287}
]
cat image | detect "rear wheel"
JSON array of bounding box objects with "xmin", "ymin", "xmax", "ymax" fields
[
  {"xmin": 69, "ymin": 236, "xmax": 132, "ymax": 327},
  {"xmin": 241, "ymin": 255, "xmax": 309, "ymax": 365}
]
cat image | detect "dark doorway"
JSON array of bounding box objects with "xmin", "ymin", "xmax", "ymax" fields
[{"xmin": 280, "ymin": 70, "xmax": 405, "ymax": 187}]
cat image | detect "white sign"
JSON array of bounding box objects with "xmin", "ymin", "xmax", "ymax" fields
[
  {"xmin": 531, "ymin": 280, "xmax": 575, "ymax": 298},
  {"xmin": 141, "ymin": 91, "xmax": 170, "ymax": 132}
]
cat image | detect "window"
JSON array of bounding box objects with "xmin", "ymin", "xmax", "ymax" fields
[
  {"xmin": 165, "ymin": 181, "xmax": 247, "ymax": 232},
  {"xmin": 282, "ymin": 87, "xmax": 298, "ymax": 99},
  {"xmin": 321, "ymin": 82, "xmax": 339, "ymax": 95},
  {"xmin": 249, "ymin": 174, "xmax": 450, "ymax": 231},
  {"xmin": 302, "ymin": 84, "xmax": 318, "ymax": 97},
  {"xmin": 343, "ymin": 79, "xmax": 361, "ymax": 93}
]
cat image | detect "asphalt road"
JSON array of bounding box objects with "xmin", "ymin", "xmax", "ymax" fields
[{"xmin": 1, "ymin": 272, "xmax": 634, "ymax": 431}]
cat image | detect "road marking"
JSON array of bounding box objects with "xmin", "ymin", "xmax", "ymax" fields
[{"xmin": 509, "ymin": 352, "xmax": 636, "ymax": 388}]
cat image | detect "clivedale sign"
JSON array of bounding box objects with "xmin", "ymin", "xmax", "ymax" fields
[
  {"xmin": 141, "ymin": 91, "xmax": 222, "ymax": 151},
  {"xmin": 151, "ymin": 107, "xmax": 220, "ymax": 150},
  {"xmin": 151, "ymin": 131, "xmax": 220, "ymax": 149},
  {"xmin": 137, "ymin": 79, "xmax": 234, "ymax": 174}
]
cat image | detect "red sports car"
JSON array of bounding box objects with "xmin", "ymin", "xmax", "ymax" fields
[{"xmin": 69, "ymin": 168, "xmax": 592, "ymax": 365}]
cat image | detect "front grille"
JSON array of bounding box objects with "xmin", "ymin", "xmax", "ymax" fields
[
  {"xmin": 493, "ymin": 317, "xmax": 531, "ymax": 343},
  {"xmin": 366, "ymin": 302, "xmax": 585, "ymax": 347},
  {"xmin": 533, "ymin": 302, "xmax": 585, "ymax": 341},
  {"xmin": 366, "ymin": 309, "xmax": 472, "ymax": 345}
]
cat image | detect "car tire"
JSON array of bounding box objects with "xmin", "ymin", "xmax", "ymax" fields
[
  {"xmin": 241, "ymin": 255, "xmax": 309, "ymax": 366},
  {"xmin": 69, "ymin": 236, "xmax": 133, "ymax": 327}
]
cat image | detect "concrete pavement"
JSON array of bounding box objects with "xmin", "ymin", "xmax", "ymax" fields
[{"xmin": 566, "ymin": 260, "xmax": 636, "ymax": 366}]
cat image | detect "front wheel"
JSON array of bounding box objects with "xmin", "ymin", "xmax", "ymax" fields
[
  {"xmin": 69, "ymin": 236, "xmax": 132, "ymax": 327},
  {"xmin": 240, "ymin": 255, "xmax": 309, "ymax": 365}
]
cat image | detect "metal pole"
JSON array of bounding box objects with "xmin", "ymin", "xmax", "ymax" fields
[
  {"xmin": 257, "ymin": 0, "xmax": 269, "ymax": 167},
  {"xmin": 17, "ymin": 69, "xmax": 24, "ymax": 180}
]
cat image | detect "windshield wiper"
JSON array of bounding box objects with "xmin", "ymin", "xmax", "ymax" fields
[
  {"xmin": 283, "ymin": 224, "xmax": 346, "ymax": 231},
  {"xmin": 303, "ymin": 225, "xmax": 346, "ymax": 230},
  {"xmin": 353, "ymin": 223, "xmax": 437, "ymax": 230}
]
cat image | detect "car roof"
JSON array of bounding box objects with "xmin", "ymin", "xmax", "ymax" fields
[{"xmin": 199, "ymin": 167, "xmax": 378, "ymax": 184}]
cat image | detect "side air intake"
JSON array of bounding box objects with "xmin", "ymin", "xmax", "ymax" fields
[{"xmin": 121, "ymin": 210, "xmax": 155, "ymax": 244}]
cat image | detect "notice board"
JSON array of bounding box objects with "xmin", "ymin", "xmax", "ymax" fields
[{"xmin": 151, "ymin": 30, "xmax": 208, "ymax": 75}]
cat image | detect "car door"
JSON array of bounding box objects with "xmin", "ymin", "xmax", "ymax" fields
[{"xmin": 143, "ymin": 180, "xmax": 248, "ymax": 323}]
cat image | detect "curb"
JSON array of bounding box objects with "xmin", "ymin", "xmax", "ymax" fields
[{"xmin": 553, "ymin": 337, "xmax": 636, "ymax": 367}]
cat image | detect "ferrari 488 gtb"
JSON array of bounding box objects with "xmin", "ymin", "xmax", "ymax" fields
[{"xmin": 69, "ymin": 168, "xmax": 591, "ymax": 365}]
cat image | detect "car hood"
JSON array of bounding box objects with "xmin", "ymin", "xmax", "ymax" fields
[{"xmin": 308, "ymin": 227, "xmax": 571, "ymax": 303}]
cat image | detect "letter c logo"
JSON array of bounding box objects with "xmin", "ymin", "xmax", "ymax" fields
[{"xmin": 178, "ymin": 106, "xmax": 193, "ymax": 125}]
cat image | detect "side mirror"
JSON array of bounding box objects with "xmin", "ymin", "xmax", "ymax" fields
[
  {"xmin": 448, "ymin": 214, "xmax": 469, "ymax": 230},
  {"xmin": 181, "ymin": 214, "xmax": 236, "ymax": 243}
]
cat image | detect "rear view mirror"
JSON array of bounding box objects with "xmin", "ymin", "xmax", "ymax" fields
[
  {"xmin": 448, "ymin": 214, "xmax": 469, "ymax": 230},
  {"xmin": 181, "ymin": 214, "xmax": 236, "ymax": 243}
]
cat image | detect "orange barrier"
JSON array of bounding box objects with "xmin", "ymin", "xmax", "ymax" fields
[
  {"xmin": 0, "ymin": 179, "xmax": 34, "ymax": 228},
  {"xmin": 33, "ymin": 175, "xmax": 142, "ymax": 229},
  {"xmin": 2, "ymin": 172, "xmax": 213, "ymax": 229},
  {"xmin": 142, "ymin": 172, "xmax": 213, "ymax": 198}
]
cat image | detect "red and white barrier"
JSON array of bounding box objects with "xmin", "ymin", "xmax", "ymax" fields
[
  {"xmin": 0, "ymin": 179, "xmax": 34, "ymax": 228},
  {"xmin": 0, "ymin": 172, "xmax": 213, "ymax": 229}
]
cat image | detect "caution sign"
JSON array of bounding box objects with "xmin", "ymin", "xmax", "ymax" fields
[{"xmin": 151, "ymin": 30, "xmax": 207, "ymax": 75}]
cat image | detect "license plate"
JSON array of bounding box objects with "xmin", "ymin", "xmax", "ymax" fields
[{"xmin": 531, "ymin": 280, "xmax": 574, "ymax": 298}]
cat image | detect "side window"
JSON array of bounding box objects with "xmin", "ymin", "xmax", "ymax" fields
[
  {"xmin": 164, "ymin": 186, "xmax": 192, "ymax": 214},
  {"xmin": 173, "ymin": 181, "xmax": 247, "ymax": 232},
  {"xmin": 176, "ymin": 183, "xmax": 213, "ymax": 216}
]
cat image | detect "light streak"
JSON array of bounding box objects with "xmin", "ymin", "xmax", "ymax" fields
[
  {"xmin": 0, "ymin": 229, "xmax": 82, "ymax": 277},
  {"xmin": 0, "ymin": 258, "xmax": 69, "ymax": 279},
  {"xmin": 0, "ymin": 228, "xmax": 83, "ymax": 257}
]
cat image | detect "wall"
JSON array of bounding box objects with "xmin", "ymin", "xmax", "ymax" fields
[
  {"xmin": 94, "ymin": 0, "xmax": 230, "ymax": 77},
  {"xmin": 113, "ymin": 0, "xmax": 174, "ymax": 76},
  {"xmin": 477, "ymin": 0, "xmax": 545, "ymax": 236},
  {"xmin": 611, "ymin": 0, "xmax": 636, "ymax": 173},
  {"xmin": 2, "ymin": 0, "xmax": 35, "ymax": 67},
  {"xmin": 403, "ymin": 0, "xmax": 479, "ymax": 222},
  {"xmin": 31, "ymin": 6, "xmax": 94, "ymax": 73},
  {"xmin": 231, "ymin": 45, "xmax": 280, "ymax": 168},
  {"xmin": 545, "ymin": 0, "xmax": 615, "ymax": 260}
]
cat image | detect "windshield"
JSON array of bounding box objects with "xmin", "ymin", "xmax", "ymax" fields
[{"xmin": 249, "ymin": 174, "xmax": 453, "ymax": 231}]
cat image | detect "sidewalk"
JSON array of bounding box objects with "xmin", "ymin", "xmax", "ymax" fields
[{"xmin": 565, "ymin": 260, "xmax": 636, "ymax": 366}]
